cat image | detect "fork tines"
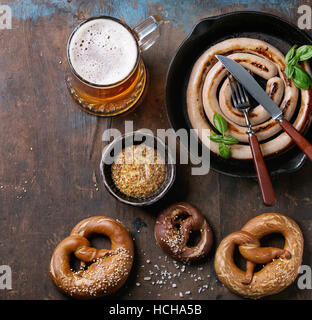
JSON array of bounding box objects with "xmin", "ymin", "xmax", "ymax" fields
[{"xmin": 227, "ymin": 74, "xmax": 250, "ymax": 109}]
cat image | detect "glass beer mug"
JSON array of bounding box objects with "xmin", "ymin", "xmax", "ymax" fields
[{"xmin": 66, "ymin": 15, "xmax": 160, "ymax": 116}]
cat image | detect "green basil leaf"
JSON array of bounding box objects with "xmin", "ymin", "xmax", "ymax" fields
[
  {"xmin": 285, "ymin": 45, "xmax": 297, "ymax": 64},
  {"xmin": 288, "ymin": 55, "xmax": 299, "ymax": 66},
  {"xmin": 213, "ymin": 113, "xmax": 228, "ymax": 135},
  {"xmin": 209, "ymin": 134, "xmax": 224, "ymax": 143},
  {"xmin": 219, "ymin": 143, "xmax": 231, "ymax": 159},
  {"xmin": 285, "ymin": 64, "xmax": 295, "ymax": 78},
  {"xmin": 222, "ymin": 136, "xmax": 239, "ymax": 145},
  {"xmin": 209, "ymin": 134, "xmax": 239, "ymax": 145},
  {"xmin": 296, "ymin": 45, "xmax": 312, "ymax": 61},
  {"xmin": 293, "ymin": 65, "xmax": 312, "ymax": 90},
  {"xmin": 293, "ymin": 77, "xmax": 310, "ymax": 90}
]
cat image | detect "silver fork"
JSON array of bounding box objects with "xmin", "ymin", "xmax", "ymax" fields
[{"xmin": 228, "ymin": 74, "xmax": 276, "ymax": 206}]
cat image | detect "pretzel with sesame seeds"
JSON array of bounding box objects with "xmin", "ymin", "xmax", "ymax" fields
[
  {"xmin": 154, "ymin": 202, "xmax": 213, "ymax": 262},
  {"xmin": 49, "ymin": 216, "xmax": 134, "ymax": 299},
  {"xmin": 214, "ymin": 213, "xmax": 303, "ymax": 299}
]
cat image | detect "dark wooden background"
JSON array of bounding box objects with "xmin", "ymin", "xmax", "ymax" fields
[{"xmin": 0, "ymin": 0, "xmax": 312, "ymax": 300}]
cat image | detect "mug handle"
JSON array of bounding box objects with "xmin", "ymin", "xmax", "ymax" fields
[{"xmin": 133, "ymin": 15, "xmax": 160, "ymax": 52}]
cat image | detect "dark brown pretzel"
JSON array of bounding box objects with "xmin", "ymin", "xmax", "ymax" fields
[
  {"xmin": 214, "ymin": 213, "xmax": 303, "ymax": 299},
  {"xmin": 49, "ymin": 216, "xmax": 134, "ymax": 299},
  {"xmin": 154, "ymin": 202, "xmax": 213, "ymax": 262}
]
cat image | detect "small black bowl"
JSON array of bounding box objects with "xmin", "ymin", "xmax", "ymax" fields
[
  {"xmin": 165, "ymin": 11, "xmax": 312, "ymax": 178},
  {"xmin": 100, "ymin": 131, "xmax": 176, "ymax": 206}
]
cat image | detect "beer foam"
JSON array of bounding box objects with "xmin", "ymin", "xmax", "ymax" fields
[{"xmin": 69, "ymin": 18, "xmax": 138, "ymax": 86}]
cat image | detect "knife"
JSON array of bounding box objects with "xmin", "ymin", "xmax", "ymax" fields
[{"xmin": 216, "ymin": 55, "xmax": 312, "ymax": 161}]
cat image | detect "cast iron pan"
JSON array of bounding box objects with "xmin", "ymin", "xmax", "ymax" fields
[{"xmin": 166, "ymin": 11, "xmax": 312, "ymax": 178}]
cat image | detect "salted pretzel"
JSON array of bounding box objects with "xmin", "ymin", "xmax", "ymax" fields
[
  {"xmin": 154, "ymin": 202, "xmax": 213, "ymax": 262},
  {"xmin": 49, "ymin": 216, "xmax": 134, "ymax": 299},
  {"xmin": 214, "ymin": 213, "xmax": 303, "ymax": 299}
]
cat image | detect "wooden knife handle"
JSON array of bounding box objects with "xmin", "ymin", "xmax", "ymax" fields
[
  {"xmin": 249, "ymin": 134, "xmax": 276, "ymax": 206},
  {"xmin": 279, "ymin": 119, "xmax": 312, "ymax": 161}
]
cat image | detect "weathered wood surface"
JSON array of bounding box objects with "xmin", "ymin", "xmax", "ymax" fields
[{"xmin": 0, "ymin": 0, "xmax": 311, "ymax": 300}]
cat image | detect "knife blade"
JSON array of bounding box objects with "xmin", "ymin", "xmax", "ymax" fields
[
  {"xmin": 215, "ymin": 54, "xmax": 312, "ymax": 162},
  {"xmin": 215, "ymin": 55, "xmax": 283, "ymax": 120}
]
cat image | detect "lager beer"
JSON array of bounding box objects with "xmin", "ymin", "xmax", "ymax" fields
[{"xmin": 66, "ymin": 16, "xmax": 159, "ymax": 116}]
